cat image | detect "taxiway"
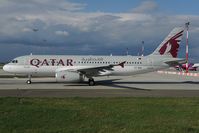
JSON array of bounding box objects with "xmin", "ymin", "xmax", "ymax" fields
[{"xmin": 0, "ymin": 69, "xmax": 199, "ymax": 97}]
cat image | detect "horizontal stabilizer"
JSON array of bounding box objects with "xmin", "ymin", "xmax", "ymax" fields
[{"xmin": 164, "ymin": 59, "xmax": 186, "ymax": 67}]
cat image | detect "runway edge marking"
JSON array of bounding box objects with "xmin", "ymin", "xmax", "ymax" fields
[{"xmin": 157, "ymin": 71, "xmax": 199, "ymax": 77}]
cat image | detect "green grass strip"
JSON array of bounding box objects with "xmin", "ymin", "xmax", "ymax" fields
[{"xmin": 0, "ymin": 97, "xmax": 199, "ymax": 133}]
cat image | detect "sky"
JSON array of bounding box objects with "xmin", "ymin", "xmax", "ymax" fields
[{"xmin": 0, "ymin": 0, "xmax": 199, "ymax": 62}]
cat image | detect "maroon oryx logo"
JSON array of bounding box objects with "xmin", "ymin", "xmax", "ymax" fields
[{"xmin": 159, "ymin": 30, "xmax": 183, "ymax": 58}]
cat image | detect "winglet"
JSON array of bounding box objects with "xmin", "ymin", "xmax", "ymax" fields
[{"xmin": 118, "ymin": 61, "xmax": 126, "ymax": 68}]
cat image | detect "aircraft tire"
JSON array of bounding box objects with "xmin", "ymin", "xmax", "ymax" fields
[
  {"xmin": 26, "ymin": 80, "xmax": 32, "ymax": 84},
  {"xmin": 88, "ymin": 79, "xmax": 95, "ymax": 86}
]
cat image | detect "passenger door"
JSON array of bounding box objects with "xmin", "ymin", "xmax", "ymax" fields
[{"xmin": 24, "ymin": 56, "xmax": 38, "ymax": 74}]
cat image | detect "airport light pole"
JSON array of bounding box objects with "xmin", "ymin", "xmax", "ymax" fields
[
  {"xmin": 141, "ymin": 41, "xmax": 144, "ymax": 56},
  {"xmin": 126, "ymin": 48, "xmax": 129, "ymax": 56},
  {"xmin": 185, "ymin": 22, "xmax": 190, "ymax": 73}
]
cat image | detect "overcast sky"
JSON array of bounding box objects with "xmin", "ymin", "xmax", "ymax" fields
[{"xmin": 0, "ymin": 0, "xmax": 199, "ymax": 62}]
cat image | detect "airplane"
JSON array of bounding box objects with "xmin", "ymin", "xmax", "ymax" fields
[
  {"xmin": 193, "ymin": 63, "xmax": 199, "ymax": 69},
  {"xmin": 175, "ymin": 63, "xmax": 199, "ymax": 71},
  {"xmin": 3, "ymin": 27, "xmax": 186, "ymax": 86}
]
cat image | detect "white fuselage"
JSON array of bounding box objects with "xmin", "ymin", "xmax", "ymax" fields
[{"xmin": 3, "ymin": 55, "xmax": 169, "ymax": 77}]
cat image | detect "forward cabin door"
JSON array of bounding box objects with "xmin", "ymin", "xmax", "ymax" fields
[
  {"xmin": 24, "ymin": 56, "xmax": 37, "ymax": 74},
  {"xmin": 24, "ymin": 56, "xmax": 30, "ymax": 69}
]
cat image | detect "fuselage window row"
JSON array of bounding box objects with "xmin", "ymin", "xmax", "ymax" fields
[{"xmin": 72, "ymin": 61, "xmax": 142, "ymax": 65}]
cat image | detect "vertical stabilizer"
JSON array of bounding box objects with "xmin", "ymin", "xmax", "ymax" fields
[{"xmin": 151, "ymin": 27, "xmax": 184, "ymax": 58}]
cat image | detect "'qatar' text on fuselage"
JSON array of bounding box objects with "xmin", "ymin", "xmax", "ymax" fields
[{"xmin": 30, "ymin": 59, "xmax": 73, "ymax": 68}]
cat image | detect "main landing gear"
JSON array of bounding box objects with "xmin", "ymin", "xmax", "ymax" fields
[
  {"xmin": 88, "ymin": 78, "xmax": 95, "ymax": 86},
  {"xmin": 26, "ymin": 74, "xmax": 32, "ymax": 84}
]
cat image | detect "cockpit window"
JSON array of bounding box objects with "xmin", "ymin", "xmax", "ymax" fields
[{"xmin": 11, "ymin": 60, "xmax": 18, "ymax": 63}]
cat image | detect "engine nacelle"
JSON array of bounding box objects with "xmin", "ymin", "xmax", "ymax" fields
[{"xmin": 55, "ymin": 71, "xmax": 84, "ymax": 83}]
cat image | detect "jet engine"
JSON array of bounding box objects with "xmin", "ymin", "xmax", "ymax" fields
[{"xmin": 55, "ymin": 71, "xmax": 84, "ymax": 82}]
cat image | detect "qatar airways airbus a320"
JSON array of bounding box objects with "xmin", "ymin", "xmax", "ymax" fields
[{"xmin": 3, "ymin": 27, "xmax": 186, "ymax": 86}]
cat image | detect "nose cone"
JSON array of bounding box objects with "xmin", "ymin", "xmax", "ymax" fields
[{"xmin": 3, "ymin": 64, "xmax": 10, "ymax": 72}]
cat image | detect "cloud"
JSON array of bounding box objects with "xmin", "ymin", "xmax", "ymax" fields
[
  {"xmin": 22, "ymin": 28, "xmax": 32, "ymax": 32},
  {"xmin": 132, "ymin": 1, "xmax": 158, "ymax": 13},
  {"xmin": 0, "ymin": 0, "xmax": 199, "ymax": 62},
  {"xmin": 55, "ymin": 31, "xmax": 69, "ymax": 37},
  {"xmin": 2, "ymin": 0, "xmax": 87, "ymax": 12}
]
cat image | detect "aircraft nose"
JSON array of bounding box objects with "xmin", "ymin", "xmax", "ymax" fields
[{"xmin": 3, "ymin": 64, "xmax": 10, "ymax": 72}]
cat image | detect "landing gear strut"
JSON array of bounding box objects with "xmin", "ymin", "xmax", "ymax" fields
[
  {"xmin": 88, "ymin": 78, "xmax": 95, "ymax": 86},
  {"xmin": 26, "ymin": 74, "xmax": 32, "ymax": 84}
]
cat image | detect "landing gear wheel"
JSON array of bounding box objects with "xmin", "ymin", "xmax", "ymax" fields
[
  {"xmin": 26, "ymin": 74, "xmax": 32, "ymax": 84},
  {"xmin": 88, "ymin": 79, "xmax": 95, "ymax": 86},
  {"xmin": 26, "ymin": 80, "xmax": 32, "ymax": 84}
]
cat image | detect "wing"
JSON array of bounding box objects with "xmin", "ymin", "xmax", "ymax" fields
[
  {"xmin": 56, "ymin": 61, "xmax": 126, "ymax": 78},
  {"xmin": 77, "ymin": 61, "xmax": 126, "ymax": 78}
]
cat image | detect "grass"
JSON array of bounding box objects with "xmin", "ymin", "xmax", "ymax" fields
[{"xmin": 0, "ymin": 97, "xmax": 199, "ymax": 133}]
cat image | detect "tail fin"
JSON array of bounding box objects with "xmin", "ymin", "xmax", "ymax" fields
[{"xmin": 151, "ymin": 27, "xmax": 184, "ymax": 58}]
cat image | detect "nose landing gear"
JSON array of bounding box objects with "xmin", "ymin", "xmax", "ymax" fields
[{"xmin": 26, "ymin": 74, "xmax": 32, "ymax": 84}]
